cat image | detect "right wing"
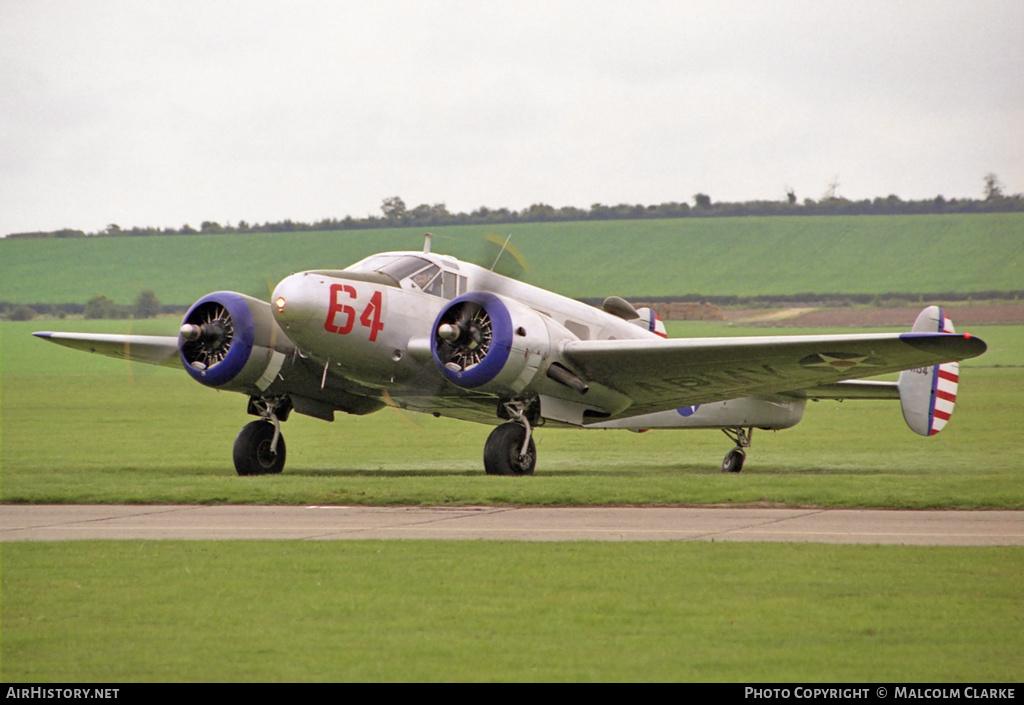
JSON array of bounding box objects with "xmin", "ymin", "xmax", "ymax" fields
[
  {"xmin": 34, "ymin": 332, "xmax": 182, "ymax": 369},
  {"xmin": 560, "ymin": 331, "xmax": 985, "ymax": 420}
]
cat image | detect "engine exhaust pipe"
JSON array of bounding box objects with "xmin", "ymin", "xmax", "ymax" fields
[{"xmin": 546, "ymin": 362, "xmax": 589, "ymax": 395}]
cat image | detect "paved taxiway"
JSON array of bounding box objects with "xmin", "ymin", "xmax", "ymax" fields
[{"xmin": 2, "ymin": 505, "xmax": 1022, "ymax": 545}]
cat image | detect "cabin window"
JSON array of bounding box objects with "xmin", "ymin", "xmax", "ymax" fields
[{"xmin": 565, "ymin": 320, "xmax": 591, "ymax": 340}]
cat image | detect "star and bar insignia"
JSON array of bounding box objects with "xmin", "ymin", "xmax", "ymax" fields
[{"xmin": 799, "ymin": 352, "xmax": 883, "ymax": 371}]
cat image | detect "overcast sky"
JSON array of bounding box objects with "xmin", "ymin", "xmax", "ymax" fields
[{"xmin": 2, "ymin": 0, "xmax": 1022, "ymax": 236}]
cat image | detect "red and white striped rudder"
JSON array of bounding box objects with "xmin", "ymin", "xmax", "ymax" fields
[{"xmin": 898, "ymin": 306, "xmax": 960, "ymax": 436}]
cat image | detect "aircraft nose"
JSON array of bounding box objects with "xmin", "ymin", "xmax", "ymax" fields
[{"xmin": 271, "ymin": 273, "xmax": 320, "ymax": 330}]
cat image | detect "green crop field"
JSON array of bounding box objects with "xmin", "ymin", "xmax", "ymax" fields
[{"xmin": 2, "ymin": 213, "xmax": 1022, "ymax": 305}]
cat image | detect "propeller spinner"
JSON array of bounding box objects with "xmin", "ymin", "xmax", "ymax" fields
[
  {"xmin": 180, "ymin": 303, "xmax": 234, "ymax": 371},
  {"xmin": 434, "ymin": 300, "xmax": 493, "ymax": 371}
]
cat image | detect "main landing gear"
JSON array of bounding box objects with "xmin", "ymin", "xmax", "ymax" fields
[
  {"xmin": 721, "ymin": 426, "xmax": 753, "ymax": 473},
  {"xmin": 233, "ymin": 397, "xmax": 290, "ymax": 476},
  {"xmin": 484, "ymin": 401, "xmax": 538, "ymax": 476}
]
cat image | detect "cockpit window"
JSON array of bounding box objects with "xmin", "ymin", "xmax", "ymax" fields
[
  {"xmin": 409, "ymin": 264, "xmax": 442, "ymax": 295},
  {"xmin": 377, "ymin": 256, "xmax": 435, "ymax": 282},
  {"xmin": 346, "ymin": 254, "xmax": 400, "ymax": 274},
  {"xmin": 346, "ymin": 254, "xmax": 463, "ymax": 299}
]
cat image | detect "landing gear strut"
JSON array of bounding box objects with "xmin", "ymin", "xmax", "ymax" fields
[
  {"xmin": 484, "ymin": 401, "xmax": 537, "ymax": 476},
  {"xmin": 721, "ymin": 426, "xmax": 752, "ymax": 473},
  {"xmin": 233, "ymin": 397, "xmax": 290, "ymax": 476}
]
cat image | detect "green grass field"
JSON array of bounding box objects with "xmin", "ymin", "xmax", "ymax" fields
[
  {"xmin": 2, "ymin": 213, "xmax": 1022, "ymax": 304},
  {"xmin": 2, "ymin": 319, "xmax": 1022, "ymax": 507},
  {"xmin": 3, "ymin": 234, "xmax": 1023, "ymax": 681},
  {"xmin": 3, "ymin": 541, "xmax": 1020, "ymax": 682}
]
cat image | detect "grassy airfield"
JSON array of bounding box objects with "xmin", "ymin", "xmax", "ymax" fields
[
  {"xmin": 2, "ymin": 315, "xmax": 1022, "ymax": 681},
  {"xmin": 2, "ymin": 318, "xmax": 1021, "ymax": 507},
  {"xmin": 4, "ymin": 541, "xmax": 1019, "ymax": 682},
  {"xmin": 2, "ymin": 215, "xmax": 1022, "ymax": 681}
]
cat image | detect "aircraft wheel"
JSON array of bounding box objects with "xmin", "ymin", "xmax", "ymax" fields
[
  {"xmin": 233, "ymin": 420, "xmax": 286, "ymax": 476},
  {"xmin": 484, "ymin": 423, "xmax": 536, "ymax": 476},
  {"xmin": 721, "ymin": 447, "xmax": 745, "ymax": 473}
]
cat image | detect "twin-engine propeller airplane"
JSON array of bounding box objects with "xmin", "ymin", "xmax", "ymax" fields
[{"xmin": 36, "ymin": 234, "xmax": 986, "ymax": 476}]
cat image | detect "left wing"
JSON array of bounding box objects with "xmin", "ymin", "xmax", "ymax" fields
[
  {"xmin": 33, "ymin": 332, "xmax": 182, "ymax": 369},
  {"xmin": 561, "ymin": 331, "xmax": 985, "ymax": 419}
]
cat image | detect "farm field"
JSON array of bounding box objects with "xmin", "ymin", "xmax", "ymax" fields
[{"xmin": 2, "ymin": 213, "xmax": 1022, "ymax": 305}]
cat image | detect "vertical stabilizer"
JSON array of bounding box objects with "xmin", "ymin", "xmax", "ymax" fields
[{"xmin": 898, "ymin": 306, "xmax": 959, "ymax": 436}]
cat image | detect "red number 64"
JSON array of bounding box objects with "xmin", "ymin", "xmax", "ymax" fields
[{"xmin": 325, "ymin": 284, "xmax": 384, "ymax": 342}]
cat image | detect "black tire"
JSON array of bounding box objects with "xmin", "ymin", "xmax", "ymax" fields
[
  {"xmin": 233, "ymin": 421, "xmax": 286, "ymax": 476},
  {"xmin": 721, "ymin": 447, "xmax": 745, "ymax": 473},
  {"xmin": 484, "ymin": 423, "xmax": 536, "ymax": 476}
]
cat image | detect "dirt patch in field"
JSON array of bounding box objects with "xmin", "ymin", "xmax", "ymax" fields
[{"xmin": 724, "ymin": 304, "xmax": 1024, "ymax": 327}]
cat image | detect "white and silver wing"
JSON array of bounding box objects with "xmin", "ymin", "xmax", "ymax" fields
[
  {"xmin": 33, "ymin": 332, "xmax": 182, "ymax": 369},
  {"xmin": 561, "ymin": 331, "xmax": 985, "ymax": 420}
]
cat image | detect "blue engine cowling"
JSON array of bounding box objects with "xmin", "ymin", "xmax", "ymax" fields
[
  {"xmin": 180, "ymin": 291, "xmax": 292, "ymax": 393},
  {"xmin": 430, "ymin": 291, "xmax": 574, "ymax": 396}
]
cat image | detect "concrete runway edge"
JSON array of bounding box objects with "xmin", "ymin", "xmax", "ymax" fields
[{"xmin": 2, "ymin": 505, "xmax": 1023, "ymax": 545}]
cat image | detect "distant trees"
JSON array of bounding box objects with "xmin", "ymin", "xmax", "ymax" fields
[
  {"xmin": 132, "ymin": 291, "xmax": 161, "ymax": 319},
  {"xmin": 6, "ymin": 174, "xmax": 1022, "ymax": 240},
  {"xmin": 407, "ymin": 202, "xmax": 451, "ymax": 224},
  {"xmin": 0, "ymin": 295, "xmax": 179, "ymax": 321},
  {"xmin": 7, "ymin": 305, "xmax": 36, "ymax": 321},
  {"xmin": 381, "ymin": 196, "xmax": 407, "ymax": 221},
  {"xmin": 84, "ymin": 295, "xmax": 123, "ymax": 319},
  {"xmin": 984, "ymin": 173, "xmax": 1005, "ymax": 200},
  {"xmin": 80, "ymin": 291, "xmax": 161, "ymax": 319}
]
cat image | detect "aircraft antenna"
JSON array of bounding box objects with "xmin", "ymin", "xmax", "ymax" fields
[
  {"xmin": 490, "ymin": 233, "xmax": 513, "ymax": 271},
  {"xmin": 423, "ymin": 232, "xmax": 433, "ymax": 254}
]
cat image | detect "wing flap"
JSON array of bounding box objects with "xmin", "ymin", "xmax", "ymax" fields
[
  {"xmin": 787, "ymin": 380, "xmax": 900, "ymax": 400},
  {"xmin": 34, "ymin": 332, "xmax": 182, "ymax": 369},
  {"xmin": 561, "ymin": 332, "xmax": 985, "ymax": 418}
]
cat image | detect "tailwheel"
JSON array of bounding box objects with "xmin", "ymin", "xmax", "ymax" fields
[
  {"xmin": 233, "ymin": 420, "xmax": 286, "ymax": 476},
  {"xmin": 484, "ymin": 422, "xmax": 537, "ymax": 476},
  {"xmin": 721, "ymin": 426, "xmax": 752, "ymax": 473}
]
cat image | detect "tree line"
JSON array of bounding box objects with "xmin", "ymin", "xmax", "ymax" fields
[
  {"xmin": 7, "ymin": 175, "xmax": 1021, "ymax": 239},
  {"xmin": 3, "ymin": 291, "xmax": 166, "ymax": 321}
]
